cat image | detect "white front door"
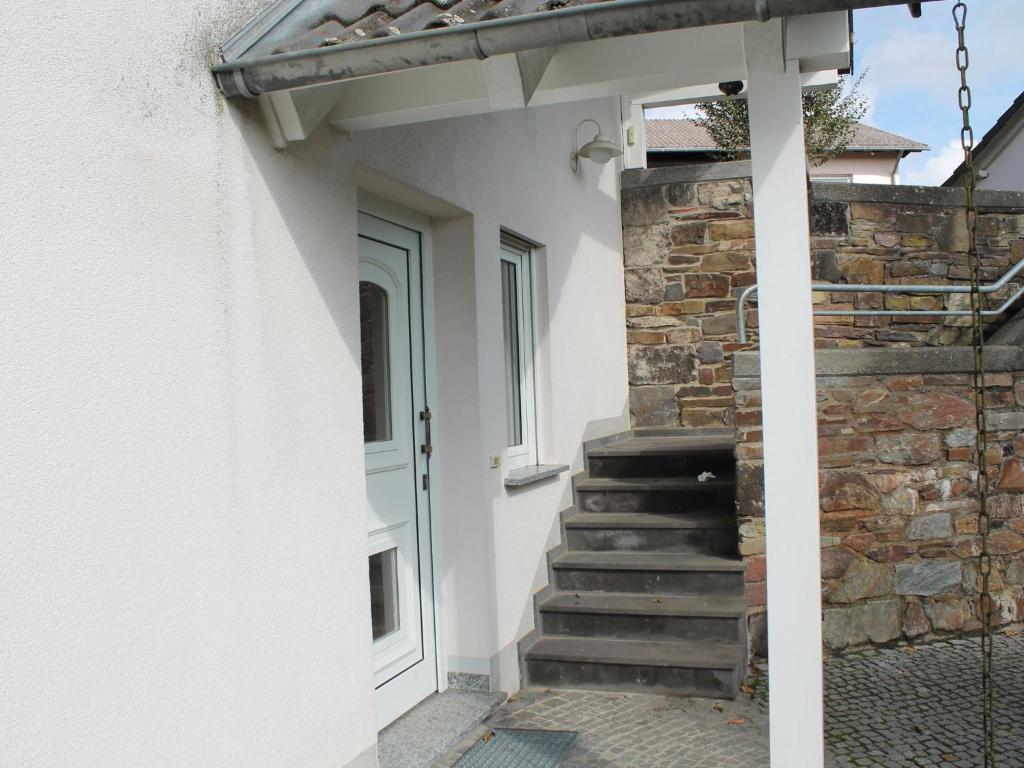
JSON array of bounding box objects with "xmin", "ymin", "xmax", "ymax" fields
[{"xmin": 358, "ymin": 211, "xmax": 437, "ymax": 729}]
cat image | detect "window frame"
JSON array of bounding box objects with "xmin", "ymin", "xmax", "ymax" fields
[{"xmin": 499, "ymin": 236, "xmax": 539, "ymax": 471}]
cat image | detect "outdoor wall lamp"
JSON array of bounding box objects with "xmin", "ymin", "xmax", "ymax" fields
[{"xmin": 570, "ymin": 118, "xmax": 623, "ymax": 174}]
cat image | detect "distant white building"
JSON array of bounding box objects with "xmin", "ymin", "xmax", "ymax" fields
[
  {"xmin": 945, "ymin": 90, "xmax": 1024, "ymax": 191},
  {"xmin": 646, "ymin": 118, "xmax": 927, "ymax": 184}
]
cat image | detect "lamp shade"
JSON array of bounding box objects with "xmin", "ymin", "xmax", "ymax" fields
[{"xmin": 578, "ymin": 135, "xmax": 623, "ymax": 165}]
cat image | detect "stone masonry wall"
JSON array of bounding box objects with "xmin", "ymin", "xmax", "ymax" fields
[
  {"xmin": 622, "ymin": 163, "xmax": 1024, "ymax": 430},
  {"xmin": 733, "ymin": 349, "xmax": 1024, "ymax": 655}
]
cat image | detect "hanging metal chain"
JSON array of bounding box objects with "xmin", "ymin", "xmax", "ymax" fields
[{"xmin": 953, "ymin": 3, "xmax": 995, "ymax": 765}]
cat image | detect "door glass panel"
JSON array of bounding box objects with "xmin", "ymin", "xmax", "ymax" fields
[
  {"xmin": 501, "ymin": 260, "xmax": 523, "ymax": 447},
  {"xmin": 360, "ymin": 281, "xmax": 393, "ymax": 443},
  {"xmin": 369, "ymin": 548, "xmax": 401, "ymax": 641}
]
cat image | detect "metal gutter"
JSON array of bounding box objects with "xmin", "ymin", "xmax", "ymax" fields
[{"xmin": 213, "ymin": 0, "xmax": 938, "ymax": 98}]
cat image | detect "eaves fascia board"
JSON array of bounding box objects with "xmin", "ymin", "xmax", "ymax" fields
[{"xmin": 846, "ymin": 145, "xmax": 929, "ymax": 152}]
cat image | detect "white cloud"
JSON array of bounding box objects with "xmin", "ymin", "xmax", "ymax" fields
[
  {"xmin": 900, "ymin": 138, "xmax": 965, "ymax": 186},
  {"xmin": 858, "ymin": 3, "xmax": 1024, "ymax": 96},
  {"xmin": 859, "ymin": 30, "xmax": 958, "ymax": 99}
]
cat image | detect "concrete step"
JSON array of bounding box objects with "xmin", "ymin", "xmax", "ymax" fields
[
  {"xmin": 574, "ymin": 476, "xmax": 735, "ymax": 514},
  {"xmin": 587, "ymin": 434, "xmax": 735, "ymax": 479},
  {"xmin": 523, "ymin": 635, "xmax": 743, "ymax": 698},
  {"xmin": 564, "ymin": 512, "xmax": 736, "ymax": 555},
  {"xmin": 518, "ymin": 430, "xmax": 746, "ymax": 698},
  {"xmin": 539, "ymin": 592, "xmax": 746, "ymax": 643},
  {"xmin": 552, "ymin": 551, "xmax": 745, "ymax": 596}
]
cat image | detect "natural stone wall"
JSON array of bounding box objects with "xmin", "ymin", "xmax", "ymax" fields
[
  {"xmin": 621, "ymin": 162, "xmax": 1024, "ymax": 430},
  {"xmin": 733, "ymin": 348, "xmax": 1024, "ymax": 655}
]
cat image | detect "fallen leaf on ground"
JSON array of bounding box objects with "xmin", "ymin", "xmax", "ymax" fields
[
  {"xmin": 728, "ymin": 718, "xmax": 746, "ymax": 726},
  {"xmin": 942, "ymin": 755, "xmax": 956, "ymax": 762},
  {"xmin": 1005, "ymin": 629, "xmax": 1020, "ymax": 638},
  {"xmin": 739, "ymin": 683, "xmax": 754, "ymax": 694},
  {"xmin": 507, "ymin": 694, "xmax": 518, "ymax": 702},
  {"xmin": 481, "ymin": 731, "xmax": 495, "ymax": 742},
  {"xmin": 712, "ymin": 702, "xmax": 724, "ymax": 712},
  {"xmin": 905, "ymin": 646, "xmax": 919, "ymax": 654}
]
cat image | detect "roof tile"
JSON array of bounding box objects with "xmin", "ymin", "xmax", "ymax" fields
[
  {"xmin": 260, "ymin": 0, "xmax": 612, "ymax": 57},
  {"xmin": 646, "ymin": 118, "xmax": 927, "ymax": 152}
]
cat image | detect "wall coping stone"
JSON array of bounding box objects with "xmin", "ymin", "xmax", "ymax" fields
[
  {"xmin": 809, "ymin": 181, "xmax": 1024, "ymax": 212},
  {"xmin": 621, "ymin": 160, "xmax": 753, "ymax": 190},
  {"xmin": 620, "ymin": 162, "xmax": 1024, "ymax": 212},
  {"xmin": 733, "ymin": 346, "xmax": 1024, "ymax": 379}
]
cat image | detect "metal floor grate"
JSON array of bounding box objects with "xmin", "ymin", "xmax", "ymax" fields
[{"xmin": 453, "ymin": 728, "xmax": 578, "ymax": 767}]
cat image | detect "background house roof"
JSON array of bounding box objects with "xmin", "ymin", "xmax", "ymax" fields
[
  {"xmin": 944, "ymin": 89, "xmax": 1024, "ymax": 186},
  {"xmin": 646, "ymin": 118, "xmax": 928, "ymax": 153}
]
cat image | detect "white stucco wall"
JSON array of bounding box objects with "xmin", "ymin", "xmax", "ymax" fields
[
  {"xmin": 811, "ymin": 152, "xmax": 901, "ymax": 184},
  {"xmin": 3, "ymin": 2, "xmax": 373, "ymax": 767},
  {"xmin": 2, "ymin": 1, "xmax": 629, "ymax": 764}
]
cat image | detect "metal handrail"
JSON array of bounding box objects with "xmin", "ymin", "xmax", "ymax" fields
[{"xmin": 735, "ymin": 256, "xmax": 1024, "ymax": 343}]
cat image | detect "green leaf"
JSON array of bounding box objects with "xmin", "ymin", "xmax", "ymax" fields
[{"xmin": 693, "ymin": 72, "xmax": 870, "ymax": 167}]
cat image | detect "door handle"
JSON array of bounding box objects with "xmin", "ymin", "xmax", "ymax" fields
[{"xmin": 420, "ymin": 408, "xmax": 433, "ymax": 457}]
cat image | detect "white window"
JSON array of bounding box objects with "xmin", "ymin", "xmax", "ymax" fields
[
  {"xmin": 500, "ymin": 237, "xmax": 538, "ymax": 470},
  {"xmin": 812, "ymin": 175, "xmax": 853, "ymax": 183}
]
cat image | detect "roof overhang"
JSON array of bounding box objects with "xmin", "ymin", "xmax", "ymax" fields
[
  {"xmin": 213, "ymin": 0, "xmax": 937, "ymax": 146},
  {"xmin": 215, "ymin": 0, "xmax": 933, "ymax": 98}
]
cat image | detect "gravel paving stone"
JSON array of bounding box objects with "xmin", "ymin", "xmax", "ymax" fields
[{"xmin": 433, "ymin": 632, "xmax": 1021, "ymax": 767}]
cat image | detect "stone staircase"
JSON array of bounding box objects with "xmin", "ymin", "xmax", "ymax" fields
[{"xmin": 521, "ymin": 430, "xmax": 747, "ymax": 698}]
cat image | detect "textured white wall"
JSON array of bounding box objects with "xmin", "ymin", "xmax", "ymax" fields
[
  {"xmin": 1, "ymin": 2, "xmax": 378, "ymax": 767},
  {"xmin": 2, "ymin": 4, "xmax": 629, "ymax": 765}
]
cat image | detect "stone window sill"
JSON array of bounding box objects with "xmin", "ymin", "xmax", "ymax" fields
[{"xmin": 503, "ymin": 464, "xmax": 570, "ymax": 489}]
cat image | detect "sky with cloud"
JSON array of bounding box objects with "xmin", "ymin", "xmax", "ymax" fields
[
  {"xmin": 856, "ymin": 0, "xmax": 1024, "ymax": 185},
  {"xmin": 648, "ymin": 0, "xmax": 1024, "ymax": 186}
]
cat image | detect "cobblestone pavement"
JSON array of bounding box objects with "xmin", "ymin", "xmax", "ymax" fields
[
  {"xmin": 437, "ymin": 631, "xmax": 1022, "ymax": 767},
  {"xmin": 824, "ymin": 632, "xmax": 1023, "ymax": 768}
]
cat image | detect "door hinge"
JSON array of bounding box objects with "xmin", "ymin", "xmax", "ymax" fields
[{"xmin": 420, "ymin": 407, "xmax": 432, "ymax": 491}]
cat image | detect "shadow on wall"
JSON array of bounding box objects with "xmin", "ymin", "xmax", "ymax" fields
[{"xmin": 227, "ymin": 102, "xmax": 363, "ymax": 352}]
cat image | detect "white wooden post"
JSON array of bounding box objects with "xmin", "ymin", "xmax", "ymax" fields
[{"xmin": 743, "ymin": 19, "xmax": 825, "ymax": 767}]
